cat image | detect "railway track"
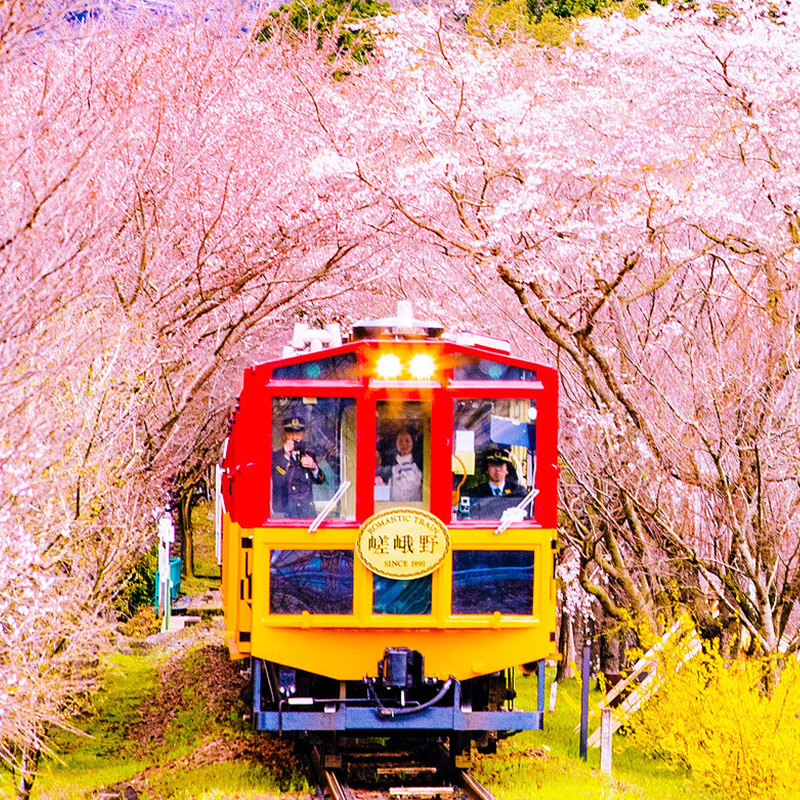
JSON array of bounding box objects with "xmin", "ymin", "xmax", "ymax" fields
[{"xmin": 310, "ymin": 740, "xmax": 498, "ymax": 800}]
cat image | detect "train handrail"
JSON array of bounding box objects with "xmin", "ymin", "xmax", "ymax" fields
[
  {"xmin": 494, "ymin": 487, "xmax": 538, "ymax": 535},
  {"xmin": 308, "ymin": 480, "xmax": 352, "ymax": 533}
]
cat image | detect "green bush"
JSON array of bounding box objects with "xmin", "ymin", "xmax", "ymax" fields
[
  {"xmin": 115, "ymin": 547, "xmax": 158, "ymax": 622},
  {"xmin": 467, "ymin": 0, "xmax": 650, "ymax": 46},
  {"xmin": 118, "ymin": 606, "xmax": 160, "ymax": 639},
  {"xmin": 625, "ymin": 645, "xmax": 800, "ymax": 800},
  {"xmin": 527, "ymin": 0, "xmax": 654, "ymax": 20},
  {"xmin": 528, "ymin": 0, "xmax": 602, "ymax": 19},
  {"xmin": 257, "ymin": 0, "xmax": 392, "ymax": 68}
]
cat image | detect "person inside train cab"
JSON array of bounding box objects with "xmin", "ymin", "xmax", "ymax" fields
[
  {"xmin": 272, "ymin": 413, "xmax": 326, "ymax": 518},
  {"xmin": 376, "ymin": 427, "xmax": 423, "ymax": 503},
  {"xmin": 468, "ymin": 446, "xmax": 525, "ymax": 518}
]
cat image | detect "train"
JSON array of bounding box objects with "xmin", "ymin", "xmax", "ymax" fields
[{"xmin": 218, "ymin": 302, "xmax": 558, "ymax": 762}]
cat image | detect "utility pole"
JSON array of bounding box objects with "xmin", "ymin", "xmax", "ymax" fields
[{"xmin": 579, "ymin": 621, "xmax": 592, "ymax": 761}]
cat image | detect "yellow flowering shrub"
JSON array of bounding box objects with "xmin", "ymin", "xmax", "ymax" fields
[{"xmin": 625, "ymin": 643, "xmax": 800, "ymax": 800}]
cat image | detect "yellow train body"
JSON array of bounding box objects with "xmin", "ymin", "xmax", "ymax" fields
[{"xmin": 222, "ymin": 518, "xmax": 557, "ymax": 681}]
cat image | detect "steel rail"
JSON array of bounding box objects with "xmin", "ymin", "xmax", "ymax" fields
[
  {"xmin": 324, "ymin": 768, "xmax": 351, "ymax": 800},
  {"xmin": 310, "ymin": 740, "xmax": 498, "ymax": 800},
  {"xmin": 458, "ymin": 769, "xmax": 497, "ymax": 800}
]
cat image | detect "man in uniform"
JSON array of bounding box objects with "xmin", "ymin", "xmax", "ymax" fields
[
  {"xmin": 468, "ymin": 446, "xmax": 526, "ymax": 518},
  {"xmin": 272, "ymin": 414, "xmax": 326, "ymax": 518}
]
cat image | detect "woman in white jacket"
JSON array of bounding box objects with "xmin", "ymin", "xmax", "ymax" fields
[{"xmin": 377, "ymin": 428, "xmax": 423, "ymax": 502}]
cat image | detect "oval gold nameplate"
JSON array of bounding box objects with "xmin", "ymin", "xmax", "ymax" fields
[{"xmin": 356, "ymin": 508, "xmax": 450, "ymax": 579}]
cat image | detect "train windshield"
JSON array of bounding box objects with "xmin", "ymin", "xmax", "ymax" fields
[
  {"xmin": 452, "ymin": 398, "xmax": 537, "ymax": 521},
  {"xmin": 374, "ymin": 399, "xmax": 431, "ymax": 513},
  {"xmin": 270, "ymin": 396, "xmax": 357, "ymax": 520},
  {"xmin": 372, "ymin": 399, "xmax": 433, "ymax": 614},
  {"xmin": 272, "ymin": 352, "xmax": 357, "ymax": 381}
]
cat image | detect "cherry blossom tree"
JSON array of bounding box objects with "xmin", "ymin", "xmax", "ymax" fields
[
  {"xmin": 313, "ymin": 0, "xmax": 800, "ymax": 653},
  {"xmin": 0, "ymin": 7, "xmax": 390, "ymax": 786}
]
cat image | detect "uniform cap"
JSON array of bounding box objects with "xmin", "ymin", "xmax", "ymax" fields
[
  {"xmin": 485, "ymin": 446, "xmax": 513, "ymax": 466},
  {"xmin": 283, "ymin": 414, "xmax": 306, "ymax": 431}
]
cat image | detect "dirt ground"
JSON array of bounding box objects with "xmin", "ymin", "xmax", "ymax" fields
[{"xmin": 103, "ymin": 622, "xmax": 313, "ymax": 800}]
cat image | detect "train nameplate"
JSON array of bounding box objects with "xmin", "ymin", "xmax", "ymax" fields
[{"xmin": 356, "ymin": 508, "xmax": 450, "ymax": 579}]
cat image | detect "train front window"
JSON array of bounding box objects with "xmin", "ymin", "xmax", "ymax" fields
[
  {"xmin": 454, "ymin": 356, "xmax": 537, "ymax": 382},
  {"xmin": 271, "ymin": 397, "xmax": 356, "ymax": 521},
  {"xmin": 452, "ymin": 398, "xmax": 537, "ymax": 521},
  {"xmin": 270, "ymin": 549, "xmax": 353, "ymax": 614},
  {"xmin": 373, "ymin": 575, "xmax": 432, "ymax": 615},
  {"xmin": 451, "ymin": 551, "xmax": 534, "ymax": 615},
  {"xmin": 272, "ymin": 352, "xmax": 357, "ymax": 381},
  {"xmin": 374, "ymin": 400, "xmax": 431, "ymax": 512}
]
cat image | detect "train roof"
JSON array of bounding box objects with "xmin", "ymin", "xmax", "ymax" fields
[{"xmin": 251, "ymin": 303, "xmax": 554, "ymax": 380}]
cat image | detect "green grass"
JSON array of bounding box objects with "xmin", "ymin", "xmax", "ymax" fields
[
  {"xmin": 145, "ymin": 761, "xmax": 310, "ymax": 799},
  {"xmin": 3, "ymin": 757, "xmax": 309, "ymax": 800},
  {"xmin": 0, "ymin": 633, "xmax": 310, "ymax": 800},
  {"xmin": 80, "ymin": 653, "xmax": 161, "ymax": 757},
  {"xmin": 474, "ymin": 668, "xmax": 707, "ymax": 800},
  {"xmin": 0, "ymin": 653, "xmax": 161, "ymax": 799}
]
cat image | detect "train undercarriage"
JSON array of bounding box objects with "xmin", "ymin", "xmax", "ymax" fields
[{"xmin": 249, "ymin": 648, "xmax": 546, "ymax": 763}]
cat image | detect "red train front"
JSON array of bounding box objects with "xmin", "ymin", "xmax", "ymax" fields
[{"xmin": 219, "ymin": 303, "xmax": 558, "ymax": 756}]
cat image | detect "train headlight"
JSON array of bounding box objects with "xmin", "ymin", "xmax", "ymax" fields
[
  {"xmin": 377, "ymin": 353, "xmax": 403, "ymax": 379},
  {"xmin": 409, "ymin": 353, "xmax": 436, "ymax": 380}
]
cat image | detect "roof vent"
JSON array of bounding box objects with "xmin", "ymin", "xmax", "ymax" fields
[
  {"xmin": 282, "ymin": 322, "xmax": 342, "ymax": 358},
  {"xmin": 449, "ymin": 331, "xmax": 511, "ymax": 354},
  {"xmin": 352, "ymin": 301, "xmax": 444, "ymax": 341}
]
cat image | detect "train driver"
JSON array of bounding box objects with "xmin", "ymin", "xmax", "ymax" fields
[
  {"xmin": 272, "ymin": 414, "xmax": 326, "ymax": 518},
  {"xmin": 468, "ymin": 446, "xmax": 525, "ymax": 518}
]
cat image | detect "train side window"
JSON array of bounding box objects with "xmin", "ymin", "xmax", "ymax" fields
[
  {"xmin": 452, "ymin": 398, "xmax": 537, "ymax": 521},
  {"xmin": 451, "ymin": 550, "xmax": 534, "ymax": 615},
  {"xmin": 271, "ymin": 397, "xmax": 356, "ymax": 521},
  {"xmin": 374, "ymin": 400, "xmax": 431, "ymax": 511},
  {"xmin": 270, "ymin": 549, "xmax": 353, "ymax": 614}
]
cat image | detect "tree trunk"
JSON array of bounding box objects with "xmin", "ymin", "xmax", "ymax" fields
[
  {"xmin": 556, "ymin": 611, "xmax": 576, "ymax": 681},
  {"xmin": 599, "ymin": 626, "xmax": 623, "ymax": 696},
  {"xmin": 177, "ymin": 490, "xmax": 195, "ymax": 578},
  {"xmin": 16, "ymin": 748, "xmax": 39, "ymax": 800}
]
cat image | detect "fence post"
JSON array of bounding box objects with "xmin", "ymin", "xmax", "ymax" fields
[{"xmin": 600, "ymin": 706, "xmax": 613, "ymax": 774}]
